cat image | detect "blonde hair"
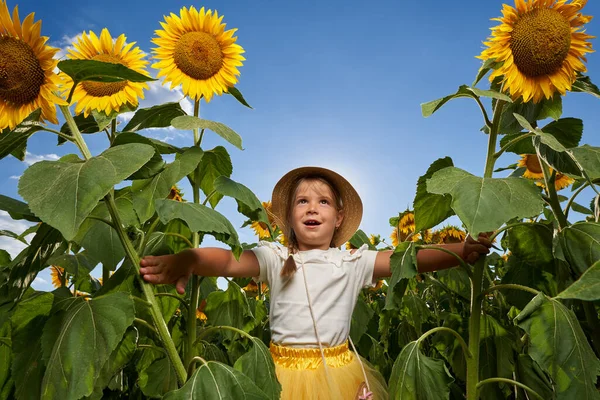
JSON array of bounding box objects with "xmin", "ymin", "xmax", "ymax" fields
[{"xmin": 280, "ymin": 176, "xmax": 343, "ymax": 278}]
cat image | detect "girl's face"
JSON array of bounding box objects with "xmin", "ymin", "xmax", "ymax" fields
[{"xmin": 291, "ymin": 179, "xmax": 344, "ymax": 251}]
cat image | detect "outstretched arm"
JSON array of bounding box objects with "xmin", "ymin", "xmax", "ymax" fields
[
  {"xmin": 373, "ymin": 233, "xmax": 493, "ymax": 278},
  {"xmin": 140, "ymin": 248, "xmax": 260, "ymax": 294}
]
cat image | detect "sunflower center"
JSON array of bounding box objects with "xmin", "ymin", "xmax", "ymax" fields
[
  {"xmin": 525, "ymin": 155, "xmax": 543, "ymax": 174},
  {"xmin": 510, "ymin": 8, "xmax": 571, "ymax": 77},
  {"xmin": 0, "ymin": 37, "xmax": 45, "ymax": 106},
  {"xmin": 174, "ymin": 32, "xmax": 223, "ymax": 80},
  {"xmin": 81, "ymin": 54, "xmax": 127, "ymax": 97}
]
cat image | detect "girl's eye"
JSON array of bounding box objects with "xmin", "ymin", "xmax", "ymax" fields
[
  {"xmin": 298, "ymin": 199, "xmax": 307, "ymax": 204},
  {"xmin": 320, "ymin": 199, "xmax": 329, "ymax": 205}
]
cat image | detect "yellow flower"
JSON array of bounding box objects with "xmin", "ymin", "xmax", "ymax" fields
[
  {"xmin": 277, "ymin": 232, "xmax": 287, "ymax": 247},
  {"xmin": 251, "ymin": 201, "xmax": 275, "ymax": 239},
  {"xmin": 0, "ymin": 1, "xmax": 65, "ymax": 130},
  {"xmin": 196, "ymin": 309, "xmax": 207, "ymax": 321},
  {"xmin": 242, "ymin": 280, "xmax": 268, "ymax": 294},
  {"xmin": 369, "ymin": 280, "xmax": 385, "ymax": 292},
  {"xmin": 518, "ymin": 154, "xmax": 575, "ymax": 190},
  {"xmin": 152, "ymin": 6, "xmax": 245, "ymax": 102},
  {"xmin": 60, "ymin": 28, "xmax": 149, "ymax": 117},
  {"xmin": 369, "ymin": 234, "xmax": 381, "ymax": 246},
  {"xmin": 438, "ymin": 226, "xmax": 467, "ymax": 244},
  {"xmin": 168, "ymin": 185, "xmax": 184, "ymax": 202},
  {"xmin": 346, "ymin": 242, "xmax": 356, "ymax": 250},
  {"xmin": 478, "ymin": 0, "xmax": 594, "ymax": 103},
  {"xmin": 50, "ymin": 265, "xmax": 64, "ymax": 288},
  {"xmin": 399, "ymin": 212, "xmax": 415, "ymax": 235}
]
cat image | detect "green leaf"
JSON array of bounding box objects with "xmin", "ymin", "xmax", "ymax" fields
[
  {"xmin": 388, "ymin": 340, "xmax": 454, "ymax": 400},
  {"xmin": 112, "ymin": 132, "xmax": 166, "ymax": 179},
  {"xmin": 214, "ymin": 176, "xmax": 268, "ymax": 224},
  {"xmin": 559, "ymin": 223, "xmax": 600, "ymax": 275},
  {"xmin": 515, "ymin": 354, "xmax": 553, "ymax": 400},
  {"xmin": 349, "ymin": 229, "xmax": 376, "ymax": 250},
  {"xmin": 514, "ymin": 293, "xmax": 600, "ymax": 400},
  {"xmin": 48, "ymin": 252, "xmax": 97, "ymax": 291},
  {"xmin": 469, "ymin": 87, "xmax": 512, "ymax": 102},
  {"xmin": 59, "ymin": 113, "xmax": 99, "ymax": 136},
  {"xmin": 557, "ymin": 260, "xmax": 600, "ymax": 301},
  {"xmin": 164, "ymin": 219, "xmax": 194, "ymax": 254},
  {"xmin": 92, "ymin": 103, "xmax": 137, "ymax": 132},
  {"xmin": 131, "ymin": 146, "xmax": 203, "ymax": 223},
  {"xmin": 414, "ymin": 157, "xmax": 454, "ymax": 231},
  {"xmin": 513, "ymin": 112, "xmax": 536, "ymax": 133},
  {"xmin": 571, "ymin": 74, "xmax": 600, "ymax": 98},
  {"xmin": 122, "ymin": 102, "xmax": 187, "ymax": 132},
  {"xmin": 195, "ymin": 146, "xmax": 233, "ymax": 208},
  {"xmin": 204, "ymin": 282, "xmax": 250, "ymax": 340},
  {"xmin": 163, "ymin": 361, "xmax": 270, "ymax": 400},
  {"xmin": 570, "ymin": 145, "xmax": 600, "ymax": 180},
  {"xmin": 479, "ymin": 315, "xmax": 516, "ymax": 400},
  {"xmin": 58, "ymin": 60, "xmax": 155, "ymax": 83},
  {"xmin": 542, "ymin": 118, "xmax": 583, "ymax": 148},
  {"xmin": 19, "ymin": 143, "xmax": 154, "ymax": 240},
  {"xmin": 385, "ymin": 242, "xmax": 416, "ymax": 311},
  {"xmin": 500, "ymin": 257, "xmax": 550, "ymax": 309},
  {"xmin": 40, "ymin": 293, "xmax": 135, "ymax": 400},
  {"xmin": 0, "ymin": 229, "xmax": 27, "ymax": 244},
  {"xmin": 350, "ymin": 296, "xmax": 375, "ymax": 342},
  {"xmin": 0, "ymin": 250, "xmax": 10, "ymax": 267},
  {"xmin": 146, "ymin": 137, "xmax": 184, "ymax": 154},
  {"xmin": 437, "ymin": 267, "xmax": 470, "ymax": 300},
  {"xmin": 499, "ymin": 133, "xmax": 536, "ymax": 155},
  {"xmin": 421, "ymin": 85, "xmax": 478, "ymax": 117},
  {"xmin": 227, "ymin": 86, "xmax": 253, "ymax": 108},
  {"xmin": 0, "ymin": 195, "xmax": 39, "ymax": 222},
  {"xmin": 234, "ymin": 337, "xmax": 282, "ymax": 400},
  {"xmin": 171, "ymin": 116, "xmax": 243, "ymax": 150},
  {"xmin": 138, "ymin": 355, "xmax": 179, "ymax": 398},
  {"xmin": 537, "ymin": 95, "xmax": 562, "ymax": 120},
  {"xmin": 507, "ymin": 223, "xmax": 553, "ymax": 266},
  {"xmin": 499, "ymin": 100, "xmax": 546, "ymax": 135},
  {"xmin": 533, "ymin": 134, "xmax": 581, "ymax": 176},
  {"xmin": 473, "ymin": 59, "xmax": 502, "ymax": 86},
  {"xmin": 427, "ymin": 167, "xmax": 545, "ymax": 235},
  {"xmin": 0, "ymin": 109, "xmax": 43, "ymax": 161},
  {"xmin": 401, "ymin": 293, "xmax": 431, "ymax": 335}
]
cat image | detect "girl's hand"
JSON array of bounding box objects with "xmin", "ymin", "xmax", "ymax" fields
[
  {"xmin": 140, "ymin": 251, "xmax": 196, "ymax": 294},
  {"xmin": 462, "ymin": 232, "xmax": 493, "ymax": 264}
]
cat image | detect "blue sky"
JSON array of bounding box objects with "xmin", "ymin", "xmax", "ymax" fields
[{"xmin": 2, "ymin": 0, "xmax": 600, "ymax": 291}]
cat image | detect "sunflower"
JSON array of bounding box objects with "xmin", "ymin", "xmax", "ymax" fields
[
  {"xmin": 369, "ymin": 234, "xmax": 381, "ymax": 246},
  {"xmin": 369, "ymin": 280, "xmax": 385, "ymax": 292},
  {"xmin": 346, "ymin": 242, "xmax": 357, "ymax": 250},
  {"xmin": 168, "ymin": 185, "xmax": 184, "ymax": 202},
  {"xmin": 152, "ymin": 6, "xmax": 245, "ymax": 102},
  {"xmin": 438, "ymin": 226, "xmax": 467, "ymax": 244},
  {"xmin": 478, "ymin": 0, "xmax": 594, "ymax": 103},
  {"xmin": 60, "ymin": 28, "xmax": 149, "ymax": 117},
  {"xmin": 518, "ymin": 154, "xmax": 575, "ymax": 190},
  {"xmin": 50, "ymin": 265, "xmax": 64, "ymax": 288},
  {"xmin": 0, "ymin": 1, "xmax": 65, "ymax": 130},
  {"xmin": 242, "ymin": 280, "xmax": 268, "ymax": 294},
  {"xmin": 251, "ymin": 201, "xmax": 275, "ymax": 239},
  {"xmin": 399, "ymin": 212, "xmax": 415, "ymax": 235},
  {"xmin": 277, "ymin": 232, "xmax": 287, "ymax": 247},
  {"xmin": 196, "ymin": 309, "xmax": 207, "ymax": 321}
]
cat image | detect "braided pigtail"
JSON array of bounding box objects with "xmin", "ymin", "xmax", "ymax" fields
[{"xmin": 280, "ymin": 231, "xmax": 297, "ymax": 277}]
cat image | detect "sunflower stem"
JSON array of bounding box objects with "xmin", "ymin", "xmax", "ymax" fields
[
  {"xmin": 484, "ymin": 100, "xmax": 506, "ymax": 178},
  {"xmin": 537, "ymin": 153, "xmax": 569, "ymax": 230},
  {"xmin": 477, "ymin": 378, "xmax": 544, "ymax": 400},
  {"xmin": 186, "ymin": 97, "xmax": 202, "ymax": 376},
  {"xmin": 466, "ymin": 257, "xmax": 485, "ymax": 400},
  {"xmin": 493, "ymin": 133, "xmax": 535, "ymax": 159},
  {"xmin": 564, "ymin": 181, "xmax": 590, "ymax": 219},
  {"xmin": 42, "ymin": 128, "xmax": 75, "ymax": 142},
  {"xmin": 58, "ymin": 104, "xmax": 188, "ymax": 386}
]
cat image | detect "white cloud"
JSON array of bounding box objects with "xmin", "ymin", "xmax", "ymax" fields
[
  {"xmin": 24, "ymin": 152, "xmax": 60, "ymax": 165},
  {"xmin": 34, "ymin": 276, "xmax": 48, "ymax": 284},
  {"xmin": 52, "ymin": 33, "xmax": 83, "ymax": 66},
  {"xmin": 9, "ymin": 175, "xmax": 20, "ymax": 180},
  {"xmin": 0, "ymin": 211, "xmax": 35, "ymax": 258}
]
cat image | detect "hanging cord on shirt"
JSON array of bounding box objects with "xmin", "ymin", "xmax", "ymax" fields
[{"xmin": 297, "ymin": 253, "xmax": 373, "ymax": 400}]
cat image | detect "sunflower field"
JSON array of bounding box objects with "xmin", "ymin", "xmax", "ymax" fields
[{"xmin": 1, "ymin": 0, "xmax": 600, "ymax": 399}]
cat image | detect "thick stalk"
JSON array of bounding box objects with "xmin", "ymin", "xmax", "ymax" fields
[
  {"xmin": 186, "ymin": 98, "xmax": 202, "ymax": 375},
  {"xmin": 537, "ymin": 157, "xmax": 568, "ymax": 230},
  {"xmin": 483, "ymin": 100, "xmax": 505, "ymax": 178},
  {"xmin": 59, "ymin": 105, "xmax": 188, "ymax": 385},
  {"xmin": 466, "ymin": 257, "xmax": 485, "ymax": 400}
]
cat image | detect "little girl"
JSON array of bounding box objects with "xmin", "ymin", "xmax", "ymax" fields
[{"xmin": 139, "ymin": 166, "xmax": 492, "ymax": 400}]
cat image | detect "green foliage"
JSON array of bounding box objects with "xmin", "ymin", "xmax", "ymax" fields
[
  {"xmin": 557, "ymin": 260, "xmax": 600, "ymax": 301},
  {"xmin": 0, "ymin": 109, "xmax": 44, "ymax": 161},
  {"xmin": 194, "ymin": 146, "xmax": 233, "ymax": 208},
  {"xmin": 385, "ymin": 242, "xmax": 416, "ymax": 311},
  {"xmin": 559, "ymin": 222, "xmax": 600, "ymax": 275},
  {"xmin": 414, "ymin": 157, "xmax": 454, "ymax": 232},
  {"xmin": 233, "ymin": 337, "xmax": 282, "ymax": 400},
  {"xmin": 204, "ymin": 282, "xmax": 250, "ymax": 339},
  {"xmin": 122, "ymin": 102, "xmax": 187, "ymax": 132},
  {"xmin": 171, "ymin": 116, "xmax": 243, "ymax": 150}
]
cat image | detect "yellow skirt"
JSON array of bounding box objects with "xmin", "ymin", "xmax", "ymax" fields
[{"xmin": 270, "ymin": 341, "xmax": 388, "ymax": 400}]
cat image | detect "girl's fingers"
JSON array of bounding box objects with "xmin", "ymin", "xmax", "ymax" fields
[
  {"xmin": 175, "ymin": 275, "xmax": 190, "ymax": 295},
  {"xmin": 140, "ymin": 256, "xmax": 159, "ymax": 267},
  {"xmin": 139, "ymin": 265, "xmax": 162, "ymax": 275}
]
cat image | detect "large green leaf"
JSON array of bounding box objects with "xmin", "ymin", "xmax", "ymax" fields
[
  {"xmin": 349, "ymin": 229, "xmax": 376, "ymax": 250},
  {"xmin": 401, "ymin": 293, "xmax": 431, "ymax": 335},
  {"xmin": 234, "ymin": 337, "xmax": 282, "ymax": 400},
  {"xmin": 542, "ymin": 118, "xmax": 583, "ymax": 148},
  {"xmin": 515, "ymin": 354, "xmax": 553, "ymax": 400},
  {"xmin": 0, "ymin": 109, "xmax": 43, "ymax": 161},
  {"xmin": 48, "ymin": 252, "xmax": 98, "ymax": 292},
  {"xmin": 138, "ymin": 355, "xmax": 179, "ymax": 398},
  {"xmin": 389, "ymin": 340, "xmax": 454, "ymax": 400},
  {"xmin": 414, "ymin": 157, "xmax": 454, "ymax": 232},
  {"xmin": 350, "ymin": 296, "xmax": 375, "ymax": 343},
  {"xmin": 571, "ymin": 74, "xmax": 600, "ymax": 98},
  {"xmin": 214, "ymin": 176, "xmax": 268, "ymax": 223},
  {"xmin": 19, "ymin": 143, "xmax": 154, "ymax": 240},
  {"xmin": 112, "ymin": 132, "xmax": 166, "ymax": 179},
  {"xmin": 194, "ymin": 146, "xmax": 233, "ymax": 208},
  {"xmin": 163, "ymin": 361, "xmax": 270, "ymax": 400},
  {"xmin": 132, "ymin": 147, "xmax": 203, "ymax": 223},
  {"xmin": 204, "ymin": 282, "xmax": 250, "ymax": 340},
  {"xmin": 427, "ymin": 167, "xmax": 544, "ymax": 235},
  {"xmin": 40, "ymin": 293, "xmax": 135, "ymax": 400},
  {"xmin": 533, "ymin": 133, "xmax": 581, "ymax": 176},
  {"xmin": 559, "ymin": 223, "xmax": 600, "ymax": 275},
  {"xmin": 122, "ymin": 102, "xmax": 187, "ymax": 132},
  {"xmin": 10, "ymin": 292, "xmax": 54, "ymax": 400},
  {"xmin": 171, "ymin": 116, "xmax": 243, "ymax": 150},
  {"xmin": 499, "ymin": 132, "xmax": 536, "ymax": 155},
  {"xmin": 0, "ymin": 195, "xmax": 40, "ymax": 222},
  {"xmin": 514, "ymin": 293, "xmax": 600, "ymax": 400},
  {"xmin": 500, "ymin": 257, "xmax": 551, "ymax": 309},
  {"xmin": 155, "ymin": 199, "xmax": 242, "ymax": 258},
  {"xmin": 421, "ymin": 85, "xmax": 510, "ymax": 117},
  {"xmin": 0, "ymin": 321, "xmax": 13, "ymax": 399},
  {"xmin": 59, "ymin": 113, "xmax": 99, "ymax": 137},
  {"xmin": 498, "ymin": 99, "xmax": 547, "ymax": 135},
  {"xmin": 570, "ymin": 145, "xmax": 600, "ymax": 180},
  {"xmin": 479, "ymin": 315, "xmax": 516, "ymax": 400},
  {"xmin": 557, "ymin": 260, "xmax": 600, "ymax": 301},
  {"xmin": 385, "ymin": 242, "xmax": 416, "ymax": 311},
  {"xmin": 507, "ymin": 223, "xmax": 553, "ymax": 266}
]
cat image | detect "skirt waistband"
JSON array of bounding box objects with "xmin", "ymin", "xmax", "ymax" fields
[{"xmin": 269, "ymin": 341, "xmax": 354, "ymax": 370}]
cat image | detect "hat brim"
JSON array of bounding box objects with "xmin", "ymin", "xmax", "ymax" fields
[{"xmin": 270, "ymin": 167, "xmax": 362, "ymax": 248}]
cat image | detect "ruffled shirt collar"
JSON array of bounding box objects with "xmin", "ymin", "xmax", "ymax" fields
[{"xmin": 256, "ymin": 241, "xmax": 370, "ymax": 269}]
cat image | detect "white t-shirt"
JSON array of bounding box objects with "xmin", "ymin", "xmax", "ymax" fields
[{"xmin": 252, "ymin": 241, "xmax": 377, "ymax": 348}]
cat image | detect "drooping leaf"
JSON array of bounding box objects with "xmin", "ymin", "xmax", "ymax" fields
[
  {"xmin": 499, "ymin": 132, "xmax": 536, "ymax": 155},
  {"xmin": 349, "ymin": 229, "xmax": 376, "ymax": 250},
  {"xmin": 40, "ymin": 293, "xmax": 135, "ymax": 400},
  {"xmin": 0, "ymin": 195, "xmax": 39, "ymax": 222},
  {"xmin": 515, "ymin": 354, "xmax": 553, "ymax": 400},
  {"xmin": 59, "ymin": 113, "xmax": 99, "ymax": 136},
  {"xmin": 571, "ymin": 74, "xmax": 600, "ymax": 98},
  {"xmin": 500, "ymin": 257, "xmax": 551, "ymax": 309},
  {"xmin": 437, "ymin": 267, "xmax": 471, "ymax": 300},
  {"xmin": 559, "ymin": 222, "xmax": 600, "ymax": 275},
  {"xmin": 350, "ymin": 296, "xmax": 375, "ymax": 343},
  {"xmin": 214, "ymin": 176, "xmax": 268, "ymax": 224},
  {"xmin": 155, "ymin": 199, "xmax": 242, "ymax": 258},
  {"xmin": 414, "ymin": 157, "xmax": 454, "ymax": 232},
  {"xmin": 164, "ymin": 219, "xmax": 194, "ymax": 254},
  {"xmin": 427, "ymin": 167, "xmax": 544, "ymax": 235},
  {"xmin": 163, "ymin": 361, "xmax": 270, "ymax": 400},
  {"xmin": 0, "ymin": 250, "xmax": 10, "ymax": 267},
  {"xmin": 570, "ymin": 145, "xmax": 600, "ymax": 180},
  {"xmin": 401, "ymin": 293, "xmax": 431, "ymax": 335},
  {"xmin": 0, "ymin": 230, "xmax": 27, "ymax": 244},
  {"xmin": 132, "ymin": 147, "xmax": 203, "ymax": 223},
  {"xmin": 0, "ymin": 109, "xmax": 43, "ymax": 161},
  {"xmin": 385, "ymin": 242, "xmax": 416, "ymax": 311},
  {"xmin": 112, "ymin": 132, "xmax": 166, "ymax": 179},
  {"xmin": 234, "ymin": 337, "xmax": 282, "ymax": 400},
  {"xmin": 557, "ymin": 260, "xmax": 600, "ymax": 301},
  {"xmin": 514, "ymin": 293, "xmax": 600, "ymax": 400},
  {"xmin": 479, "ymin": 315, "xmax": 516, "ymax": 400},
  {"xmin": 171, "ymin": 116, "xmax": 243, "ymax": 150},
  {"xmin": 227, "ymin": 86, "xmax": 253, "ymax": 108},
  {"xmin": 0, "ymin": 321, "xmax": 13, "ymax": 399},
  {"xmin": 533, "ymin": 134, "xmax": 581, "ymax": 176},
  {"xmin": 194, "ymin": 146, "xmax": 233, "ymax": 208},
  {"xmin": 122, "ymin": 102, "xmax": 187, "ymax": 132},
  {"xmin": 19, "ymin": 143, "xmax": 154, "ymax": 240},
  {"xmin": 204, "ymin": 282, "xmax": 250, "ymax": 340},
  {"xmin": 421, "ymin": 85, "xmax": 510, "ymax": 118},
  {"xmin": 388, "ymin": 340, "xmax": 454, "ymax": 400},
  {"xmin": 48, "ymin": 252, "xmax": 98, "ymax": 292},
  {"xmin": 473, "ymin": 58, "xmax": 501, "ymax": 86},
  {"xmin": 507, "ymin": 223, "xmax": 553, "ymax": 266}
]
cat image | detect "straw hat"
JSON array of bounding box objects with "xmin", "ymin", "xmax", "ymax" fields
[{"xmin": 270, "ymin": 167, "xmax": 363, "ymax": 247}]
